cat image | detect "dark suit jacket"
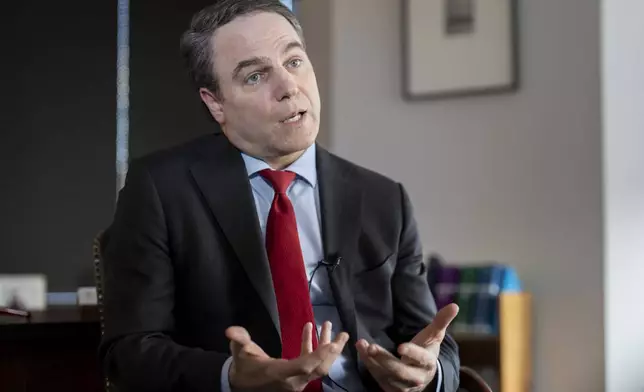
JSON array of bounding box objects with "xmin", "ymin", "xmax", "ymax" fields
[{"xmin": 99, "ymin": 133, "xmax": 460, "ymax": 392}]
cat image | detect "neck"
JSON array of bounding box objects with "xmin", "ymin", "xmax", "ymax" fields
[{"xmin": 264, "ymin": 149, "xmax": 306, "ymax": 170}]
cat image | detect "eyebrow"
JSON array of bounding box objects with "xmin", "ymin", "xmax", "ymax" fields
[
  {"xmin": 283, "ymin": 40, "xmax": 304, "ymax": 54},
  {"xmin": 231, "ymin": 40, "xmax": 305, "ymax": 80},
  {"xmin": 232, "ymin": 56, "xmax": 269, "ymax": 80}
]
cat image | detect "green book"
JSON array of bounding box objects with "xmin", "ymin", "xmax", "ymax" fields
[{"xmin": 451, "ymin": 266, "xmax": 478, "ymax": 333}]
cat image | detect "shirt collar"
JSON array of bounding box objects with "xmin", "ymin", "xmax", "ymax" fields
[{"xmin": 240, "ymin": 143, "xmax": 317, "ymax": 187}]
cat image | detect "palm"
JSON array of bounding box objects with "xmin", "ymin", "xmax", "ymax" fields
[
  {"xmin": 356, "ymin": 303, "xmax": 459, "ymax": 392},
  {"xmin": 226, "ymin": 322, "xmax": 349, "ymax": 392}
]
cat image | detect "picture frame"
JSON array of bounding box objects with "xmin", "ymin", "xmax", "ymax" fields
[{"xmin": 402, "ymin": 0, "xmax": 520, "ymax": 100}]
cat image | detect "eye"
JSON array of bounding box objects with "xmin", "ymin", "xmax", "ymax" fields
[
  {"xmin": 287, "ymin": 58, "xmax": 303, "ymax": 68},
  {"xmin": 244, "ymin": 73, "xmax": 263, "ymax": 85}
]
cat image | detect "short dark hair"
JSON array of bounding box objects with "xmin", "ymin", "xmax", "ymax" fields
[{"xmin": 180, "ymin": 0, "xmax": 304, "ymax": 100}]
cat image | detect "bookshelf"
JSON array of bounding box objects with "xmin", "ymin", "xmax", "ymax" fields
[{"xmin": 453, "ymin": 292, "xmax": 532, "ymax": 392}]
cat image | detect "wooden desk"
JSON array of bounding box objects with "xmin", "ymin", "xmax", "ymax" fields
[{"xmin": 0, "ymin": 307, "xmax": 103, "ymax": 392}]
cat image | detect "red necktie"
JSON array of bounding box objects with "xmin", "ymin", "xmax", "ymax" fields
[{"xmin": 259, "ymin": 169, "xmax": 322, "ymax": 392}]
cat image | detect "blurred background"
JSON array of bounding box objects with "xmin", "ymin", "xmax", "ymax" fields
[{"xmin": 1, "ymin": 0, "xmax": 642, "ymax": 391}]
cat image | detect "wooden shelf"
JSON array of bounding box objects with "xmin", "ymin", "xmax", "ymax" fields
[
  {"xmin": 451, "ymin": 292, "xmax": 532, "ymax": 392},
  {"xmin": 454, "ymin": 333, "xmax": 500, "ymax": 368},
  {"xmin": 499, "ymin": 292, "xmax": 532, "ymax": 392}
]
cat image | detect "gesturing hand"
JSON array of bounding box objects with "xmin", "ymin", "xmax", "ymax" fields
[
  {"xmin": 226, "ymin": 321, "xmax": 349, "ymax": 392},
  {"xmin": 356, "ymin": 304, "xmax": 459, "ymax": 392}
]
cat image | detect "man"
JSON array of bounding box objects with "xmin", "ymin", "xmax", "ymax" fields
[{"xmin": 99, "ymin": 1, "xmax": 460, "ymax": 391}]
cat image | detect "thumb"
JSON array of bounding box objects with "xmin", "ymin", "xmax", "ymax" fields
[
  {"xmin": 226, "ymin": 326, "xmax": 252, "ymax": 357},
  {"xmin": 226, "ymin": 326, "xmax": 267, "ymax": 358},
  {"xmin": 226, "ymin": 326, "xmax": 252, "ymax": 346},
  {"xmin": 411, "ymin": 303, "xmax": 459, "ymax": 347}
]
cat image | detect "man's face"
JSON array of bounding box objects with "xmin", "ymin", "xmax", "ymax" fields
[{"xmin": 201, "ymin": 12, "xmax": 321, "ymax": 162}]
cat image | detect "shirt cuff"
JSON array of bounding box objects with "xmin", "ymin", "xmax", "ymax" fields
[
  {"xmin": 221, "ymin": 356, "xmax": 234, "ymax": 392},
  {"xmin": 434, "ymin": 358, "xmax": 443, "ymax": 392}
]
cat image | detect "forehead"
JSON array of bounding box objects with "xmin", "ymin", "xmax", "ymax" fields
[{"xmin": 212, "ymin": 12, "xmax": 302, "ymax": 66}]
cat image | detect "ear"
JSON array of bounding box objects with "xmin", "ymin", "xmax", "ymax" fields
[{"xmin": 199, "ymin": 87, "xmax": 225, "ymax": 124}]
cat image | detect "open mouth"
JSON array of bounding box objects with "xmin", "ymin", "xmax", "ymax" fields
[{"xmin": 281, "ymin": 110, "xmax": 306, "ymax": 124}]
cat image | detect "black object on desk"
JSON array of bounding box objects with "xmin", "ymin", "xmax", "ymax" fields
[
  {"xmin": 0, "ymin": 306, "xmax": 103, "ymax": 392},
  {"xmin": 0, "ymin": 306, "xmax": 30, "ymax": 319}
]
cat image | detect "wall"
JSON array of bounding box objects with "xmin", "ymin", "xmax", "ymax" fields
[
  {"xmin": 299, "ymin": 0, "xmax": 605, "ymax": 391},
  {"xmin": 602, "ymin": 0, "xmax": 644, "ymax": 390},
  {"xmin": 129, "ymin": 0, "xmax": 219, "ymax": 159},
  {"xmin": 297, "ymin": 0, "xmax": 332, "ymax": 148},
  {"xmin": 0, "ymin": 0, "xmax": 116, "ymax": 291},
  {"xmin": 0, "ymin": 0, "xmax": 218, "ymax": 291}
]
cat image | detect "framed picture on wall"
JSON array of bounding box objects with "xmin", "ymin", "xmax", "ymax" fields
[{"xmin": 402, "ymin": 0, "xmax": 519, "ymax": 100}]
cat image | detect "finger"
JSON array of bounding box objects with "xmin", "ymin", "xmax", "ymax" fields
[
  {"xmin": 226, "ymin": 326, "xmax": 251, "ymax": 357},
  {"xmin": 301, "ymin": 322, "xmax": 313, "ymax": 355},
  {"xmin": 226, "ymin": 326, "xmax": 252, "ymax": 346},
  {"xmin": 411, "ymin": 303, "xmax": 459, "ymax": 347},
  {"xmin": 356, "ymin": 340, "xmax": 386, "ymax": 375},
  {"xmin": 332, "ymin": 331, "xmax": 350, "ymax": 349},
  {"xmin": 314, "ymin": 331, "xmax": 349, "ymax": 376},
  {"xmin": 226, "ymin": 326, "xmax": 266, "ymax": 358},
  {"xmin": 356, "ymin": 339, "xmax": 370, "ymax": 358},
  {"xmin": 398, "ymin": 343, "xmax": 437, "ymax": 369},
  {"xmin": 319, "ymin": 321, "xmax": 332, "ymax": 345},
  {"xmin": 368, "ymin": 344, "xmax": 427, "ymax": 388},
  {"xmin": 358, "ymin": 341, "xmax": 413, "ymax": 389},
  {"xmin": 277, "ymin": 331, "xmax": 349, "ymax": 379}
]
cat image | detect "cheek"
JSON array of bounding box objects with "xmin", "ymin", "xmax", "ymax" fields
[
  {"xmin": 230, "ymin": 101, "xmax": 277, "ymax": 140},
  {"xmin": 226, "ymin": 93, "xmax": 271, "ymax": 122},
  {"xmin": 258, "ymin": 95, "xmax": 275, "ymax": 118},
  {"xmin": 303, "ymin": 73, "xmax": 321, "ymax": 106}
]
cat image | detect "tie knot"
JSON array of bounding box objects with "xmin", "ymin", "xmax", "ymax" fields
[{"xmin": 259, "ymin": 169, "xmax": 296, "ymax": 194}]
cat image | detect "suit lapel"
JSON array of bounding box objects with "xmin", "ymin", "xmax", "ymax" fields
[
  {"xmin": 316, "ymin": 145, "xmax": 362, "ymax": 362},
  {"xmin": 189, "ymin": 135, "xmax": 281, "ymax": 340}
]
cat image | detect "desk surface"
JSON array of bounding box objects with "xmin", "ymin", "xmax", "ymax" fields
[{"xmin": 0, "ymin": 306, "xmax": 100, "ymax": 342}]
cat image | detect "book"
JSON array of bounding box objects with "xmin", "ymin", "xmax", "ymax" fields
[{"xmin": 427, "ymin": 255, "xmax": 523, "ymax": 335}]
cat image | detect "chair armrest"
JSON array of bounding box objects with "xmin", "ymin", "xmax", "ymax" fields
[{"xmin": 459, "ymin": 366, "xmax": 493, "ymax": 392}]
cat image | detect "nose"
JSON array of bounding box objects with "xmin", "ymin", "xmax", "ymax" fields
[{"xmin": 275, "ymin": 68, "xmax": 299, "ymax": 101}]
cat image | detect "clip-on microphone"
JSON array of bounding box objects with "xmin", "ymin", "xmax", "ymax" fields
[{"xmin": 319, "ymin": 254, "xmax": 342, "ymax": 272}]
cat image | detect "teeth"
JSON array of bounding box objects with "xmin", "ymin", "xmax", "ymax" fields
[{"xmin": 283, "ymin": 113, "xmax": 302, "ymax": 123}]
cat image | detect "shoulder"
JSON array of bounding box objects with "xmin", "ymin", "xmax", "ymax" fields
[
  {"xmin": 128, "ymin": 133, "xmax": 224, "ymax": 178},
  {"xmin": 318, "ymin": 146, "xmax": 403, "ymax": 196}
]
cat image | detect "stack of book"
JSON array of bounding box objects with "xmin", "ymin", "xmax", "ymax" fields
[{"xmin": 427, "ymin": 254, "xmax": 522, "ymax": 335}]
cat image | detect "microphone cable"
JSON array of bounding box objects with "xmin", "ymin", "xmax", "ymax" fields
[{"xmin": 307, "ymin": 256, "xmax": 350, "ymax": 392}]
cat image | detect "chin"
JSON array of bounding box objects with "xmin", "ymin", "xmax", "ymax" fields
[
  {"xmin": 276, "ymin": 139, "xmax": 314, "ymax": 156},
  {"xmin": 277, "ymin": 128, "xmax": 317, "ymax": 152}
]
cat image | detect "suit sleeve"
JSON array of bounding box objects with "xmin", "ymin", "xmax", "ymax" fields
[
  {"xmin": 98, "ymin": 159, "xmax": 229, "ymax": 392},
  {"xmin": 389, "ymin": 183, "xmax": 460, "ymax": 392}
]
